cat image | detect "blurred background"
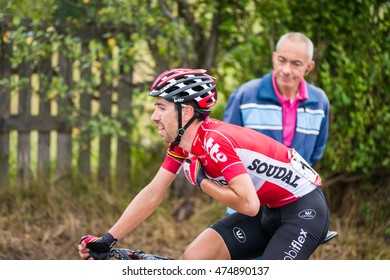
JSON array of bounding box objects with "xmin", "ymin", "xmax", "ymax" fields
[{"xmin": 0, "ymin": 0, "xmax": 388, "ymax": 259}]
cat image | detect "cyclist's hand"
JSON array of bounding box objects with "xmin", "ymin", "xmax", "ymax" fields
[
  {"xmin": 78, "ymin": 232, "xmax": 117, "ymax": 260},
  {"xmin": 182, "ymin": 156, "xmax": 207, "ymax": 190}
]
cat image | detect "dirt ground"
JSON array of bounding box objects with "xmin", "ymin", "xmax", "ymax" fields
[{"xmin": 0, "ymin": 184, "xmax": 388, "ymax": 260}]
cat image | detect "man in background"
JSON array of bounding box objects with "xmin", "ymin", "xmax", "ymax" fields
[{"xmin": 224, "ymin": 32, "xmax": 330, "ymax": 215}]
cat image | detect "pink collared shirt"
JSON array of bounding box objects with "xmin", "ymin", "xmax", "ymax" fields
[{"xmin": 272, "ymin": 72, "xmax": 308, "ymax": 147}]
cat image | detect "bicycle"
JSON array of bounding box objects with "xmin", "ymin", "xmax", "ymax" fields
[
  {"xmin": 101, "ymin": 231, "xmax": 338, "ymax": 260},
  {"xmin": 107, "ymin": 248, "xmax": 174, "ymax": 260}
]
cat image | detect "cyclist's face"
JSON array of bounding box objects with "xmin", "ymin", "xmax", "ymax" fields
[
  {"xmin": 272, "ymin": 39, "xmax": 314, "ymax": 94},
  {"xmin": 151, "ymin": 97, "xmax": 178, "ymax": 143}
]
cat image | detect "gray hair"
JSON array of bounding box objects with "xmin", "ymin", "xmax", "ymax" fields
[{"xmin": 276, "ymin": 32, "xmax": 314, "ymax": 61}]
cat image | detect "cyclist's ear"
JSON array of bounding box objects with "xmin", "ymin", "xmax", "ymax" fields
[{"xmin": 182, "ymin": 104, "xmax": 195, "ymax": 120}]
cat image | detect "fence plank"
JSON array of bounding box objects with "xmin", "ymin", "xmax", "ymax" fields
[
  {"xmin": 17, "ymin": 62, "xmax": 32, "ymax": 188},
  {"xmin": 78, "ymin": 41, "xmax": 92, "ymax": 177},
  {"xmin": 0, "ymin": 115, "xmax": 67, "ymax": 132},
  {"xmin": 116, "ymin": 68, "xmax": 132, "ymax": 183},
  {"xmin": 0, "ymin": 132, "xmax": 9, "ymax": 188},
  {"xmin": 56, "ymin": 52, "xmax": 72, "ymax": 179},
  {"xmin": 37, "ymin": 56, "xmax": 53, "ymax": 181},
  {"xmin": 98, "ymin": 67, "xmax": 112, "ymax": 188},
  {"xmin": 0, "ymin": 31, "xmax": 11, "ymax": 188}
]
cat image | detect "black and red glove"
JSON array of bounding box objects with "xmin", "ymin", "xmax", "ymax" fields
[
  {"xmin": 182, "ymin": 156, "xmax": 207, "ymax": 190},
  {"xmin": 79, "ymin": 232, "xmax": 117, "ymax": 260}
]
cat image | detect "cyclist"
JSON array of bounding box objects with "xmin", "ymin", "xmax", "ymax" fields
[{"xmin": 78, "ymin": 68, "xmax": 330, "ymax": 260}]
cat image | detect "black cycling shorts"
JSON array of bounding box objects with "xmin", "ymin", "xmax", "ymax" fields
[{"xmin": 210, "ymin": 187, "xmax": 329, "ymax": 260}]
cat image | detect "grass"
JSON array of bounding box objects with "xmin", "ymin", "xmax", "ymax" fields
[{"xmin": 0, "ymin": 173, "xmax": 389, "ymax": 260}]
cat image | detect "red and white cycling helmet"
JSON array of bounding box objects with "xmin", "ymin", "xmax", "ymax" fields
[
  {"xmin": 150, "ymin": 68, "xmax": 218, "ymax": 150},
  {"xmin": 149, "ymin": 68, "xmax": 217, "ymax": 110}
]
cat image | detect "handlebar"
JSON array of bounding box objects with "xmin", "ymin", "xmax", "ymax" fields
[
  {"xmin": 108, "ymin": 248, "xmax": 174, "ymax": 260},
  {"xmin": 90, "ymin": 231, "xmax": 337, "ymax": 260}
]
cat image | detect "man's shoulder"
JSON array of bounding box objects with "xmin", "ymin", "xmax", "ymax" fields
[
  {"xmin": 306, "ymin": 82, "xmax": 329, "ymax": 104},
  {"xmin": 237, "ymin": 72, "xmax": 269, "ymax": 87},
  {"xmin": 237, "ymin": 77, "xmax": 263, "ymax": 91},
  {"xmin": 234, "ymin": 72, "xmax": 273, "ymax": 97},
  {"xmin": 306, "ymin": 82, "xmax": 325, "ymax": 94}
]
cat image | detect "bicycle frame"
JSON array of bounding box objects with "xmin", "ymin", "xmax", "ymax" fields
[{"xmin": 108, "ymin": 248, "xmax": 174, "ymax": 260}]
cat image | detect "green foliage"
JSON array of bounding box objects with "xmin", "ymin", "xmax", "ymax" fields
[
  {"xmin": 290, "ymin": 0, "xmax": 390, "ymax": 176},
  {"xmin": 1, "ymin": 0, "xmax": 389, "ymax": 182},
  {"xmin": 250, "ymin": 0, "xmax": 390, "ymax": 178}
]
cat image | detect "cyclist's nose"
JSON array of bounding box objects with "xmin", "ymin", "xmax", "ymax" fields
[{"xmin": 151, "ymin": 109, "xmax": 159, "ymax": 121}]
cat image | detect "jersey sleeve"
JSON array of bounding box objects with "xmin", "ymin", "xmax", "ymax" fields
[
  {"xmin": 161, "ymin": 143, "xmax": 188, "ymax": 174},
  {"xmin": 218, "ymin": 148, "xmax": 248, "ymax": 183},
  {"xmin": 222, "ymin": 161, "xmax": 248, "ymax": 182}
]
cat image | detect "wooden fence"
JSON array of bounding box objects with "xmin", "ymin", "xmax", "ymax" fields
[{"xmin": 0, "ymin": 26, "xmax": 135, "ymax": 189}]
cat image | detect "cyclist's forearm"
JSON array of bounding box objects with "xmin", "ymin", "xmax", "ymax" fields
[
  {"xmin": 108, "ymin": 167, "xmax": 175, "ymax": 240},
  {"xmin": 108, "ymin": 186, "xmax": 161, "ymax": 240},
  {"xmin": 200, "ymin": 174, "xmax": 260, "ymax": 216}
]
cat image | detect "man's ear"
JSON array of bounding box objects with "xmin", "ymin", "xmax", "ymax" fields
[{"xmin": 305, "ymin": 61, "xmax": 315, "ymax": 75}]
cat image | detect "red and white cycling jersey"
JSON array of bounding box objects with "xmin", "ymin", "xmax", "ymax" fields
[{"xmin": 162, "ymin": 118, "xmax": 322, "ymax": 208}]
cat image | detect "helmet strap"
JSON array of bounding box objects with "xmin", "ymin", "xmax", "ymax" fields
[{"xmin": 170, "ymin": 104, "xmax": 197, "ymax": 151}]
